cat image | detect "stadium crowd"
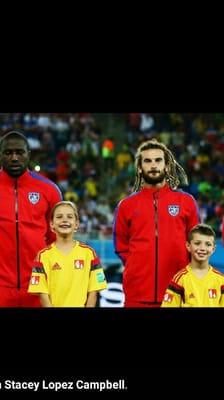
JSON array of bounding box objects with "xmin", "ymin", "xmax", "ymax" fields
[{"xmin": 0, "ymin": 112, "xmax": 224, "ymax": 239}]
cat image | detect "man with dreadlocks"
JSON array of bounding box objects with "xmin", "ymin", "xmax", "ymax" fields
[{"xmin": 113, "ymin": 139, "xmax": 200, "ymax": 307}]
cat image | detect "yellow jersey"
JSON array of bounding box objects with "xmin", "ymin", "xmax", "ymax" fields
[
  {"xmin": 28, "ymin": 241, "xmax": 107, "ymax": 307},
  {"xmin": 161, "ymin": 264, "xmax": 224, "ymax": 307}
]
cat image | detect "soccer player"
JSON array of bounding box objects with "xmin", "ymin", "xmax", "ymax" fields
[
  {"xmin": 113, "ymin": 138, "xmax": 200, "ymax": 307},
  {"xmin": 28, "ymin": 201, "xmax": 107, "ymax": 307},
  {"xmin": 0, "ymin": 130, "xmax": 62, "ymax": 307},
  {"xmin": 161, "ymin": 223, "xmax": 224, "ymax": 307}
]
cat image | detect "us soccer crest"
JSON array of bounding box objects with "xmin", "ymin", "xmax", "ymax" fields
[
  {"xmin": 28, "ymin": 192, "xmax": 40, "ymax": 204},
  {"xmin": 168, "ymin": 205, "xmax": 180, "ymax": 216}
]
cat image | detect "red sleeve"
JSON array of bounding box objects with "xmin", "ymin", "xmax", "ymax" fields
[
  {"xmin": 186, "ymin": 194, "xmax": 200, "ymax": 234},
  {"xmin": 113, "ymin": 200, "xmax": 129, "ymax": 265},
  {"xmin": 45, "ymin": 184, "xmax": 63, "ymax": 245}
]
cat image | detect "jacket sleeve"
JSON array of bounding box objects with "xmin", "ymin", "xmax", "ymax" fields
[
  {"xmin": 45, "ymin": 184, "xmax": 63, "ymax": 245},
  {"xmin": 113, "ymin": 201, "xmax": 129, "ymax": 265},
  {"xmin": 186, "ymin": 194, "xmax": 200, "ymax": 234}
]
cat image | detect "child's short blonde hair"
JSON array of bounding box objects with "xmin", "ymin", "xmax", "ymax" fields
[{"xmin": 51, "ymin": 201, "xmax": 79, "ymax": 221}]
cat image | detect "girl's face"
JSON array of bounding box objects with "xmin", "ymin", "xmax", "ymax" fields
[{"xmin": 50, "ymin": 205, "xmax": 79, "ymax": 235}]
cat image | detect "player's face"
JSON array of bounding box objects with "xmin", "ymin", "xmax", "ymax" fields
[
  {"xmin": 0, "ymin": 138, "xmax": 30, "ymax": 177},
  {"xmin": 51, "ymin": 205, "xmax": 79, "ymax": 236},
  {"xmin": 139, "ymin": 148, "xmax": 167, "ymax": 186},
  {"xmin": 186, "ymin": 233, "xmax": 215, "ymax": 262}
]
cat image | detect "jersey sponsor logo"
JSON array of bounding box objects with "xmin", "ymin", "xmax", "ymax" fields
[
  {"xmin": 96, "ymin": 271, "xmax": 105, "ymax": 283},
  {"xmin": 74, "ymin": 259, "xmax": 84, "ymax": 269},
  {"xmin": 168, "ymin": 205, "xmax": 180, "ymax": 216},
  {"xmin": 52, "ymin": 263, "xmax": 61, "ymax": 270},
  {"xmin": 163, "ymin": 292, "xmax": 174, "ymax": 303},
  {"xmin": 28, "ymin": 192, "xmax": 40, "ymax": 204},
  {"xmin": 30, "ymin": 276, "xmax": 40, "ymax": 285},
  {"xmin": 208, "ymin": 288, "xmax": 217, "ymax": 298}
]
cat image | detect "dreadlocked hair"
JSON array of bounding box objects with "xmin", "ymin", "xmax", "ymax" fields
[{"xmin": 132, "ymin": 139, "xmax": 189, "ymax": 192}]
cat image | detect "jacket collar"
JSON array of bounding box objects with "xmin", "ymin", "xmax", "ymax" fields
[
  {"xmin": 0, "ymin": 168, "xmax": 30, "ymax": 184},
  {"xmin": 140, "ymin": 184, "xmax": 171, "ymax": 196}
]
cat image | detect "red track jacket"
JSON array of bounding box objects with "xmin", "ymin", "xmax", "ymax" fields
[
  {"xmin": 113, "ymin": 185, "xmax": 200, "ymax": 304},
  {"xmin": 0, "ymin": 170, "xmax": 62, "ymax": 289}
]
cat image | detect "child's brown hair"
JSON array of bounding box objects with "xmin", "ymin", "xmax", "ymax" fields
[{"xmin": 188, "ymin": 223, "xmax": 216, "ymax": 242}]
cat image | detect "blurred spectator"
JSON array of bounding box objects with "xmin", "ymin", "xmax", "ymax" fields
[
  {"xmin": 116, "ymin": 144, "xmax": 133, "ymax": 170},
  {"xmin": 64, "ymin": 185, "xmax": 79, "ymax": 203},
  {"xmin": 102, "ymin": 137, "xmax": 115, "ymax": 170},
  {"xmin": 66, "ymin": 132, "xmax": 81, "ymax": 154},
  {"xmin": 83, "ymin": 176, "xmax": 98, "ymax": 198},
  {"xmin": 27, "ymin": 132, "xmax": 41, "ymax": 150},
  {"xmin": 42, "ymin": 131, "xmax": 55, "ymax": 153},
  {"xmin": 139, "ymin": 113, "xmax": 155, "ymax": 135}
]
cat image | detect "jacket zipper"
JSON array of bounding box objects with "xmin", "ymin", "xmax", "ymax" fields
[
  {"xmin": 153, "ymin": 192, "xmax": 158, "ymax": 302},
  {"xmin": 15, "ymin": 180, "xmax": 20, "ymax": 289}
]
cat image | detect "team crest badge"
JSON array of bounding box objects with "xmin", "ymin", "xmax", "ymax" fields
[
  {"xmin": 208, "ymin": 288, "xmax": 217, "ymax": 298},
  {"xmin": 163, "ymin": 292, "xmax": 173, "ymax": 303},
  {"xmin": 28, "ymin": 192, "xmax": 40, "ymax": 204},
  {"xmin": 168, "ymin": 205, "xmax": 180, "ymax": 216},
  {"xmin": 74, "ymin": 259, "xmax": 84, "ymax": 269},
  {"xmin": 30, "ymin": 276, "xmax": 40, "ymax": 285}
]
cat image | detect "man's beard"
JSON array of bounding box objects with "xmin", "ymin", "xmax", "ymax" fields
[{"xmin": 141, "ymin": 169, "xmax": 166, "ymax": 185}]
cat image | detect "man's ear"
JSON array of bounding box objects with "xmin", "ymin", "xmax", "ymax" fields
[
  {"xmin": 27, "ymin": 150, "xmax": 31, "ymax": 163},
  {"xmin": 165, "ymin": 164, "xmax": 170, "ymax": 174}
]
